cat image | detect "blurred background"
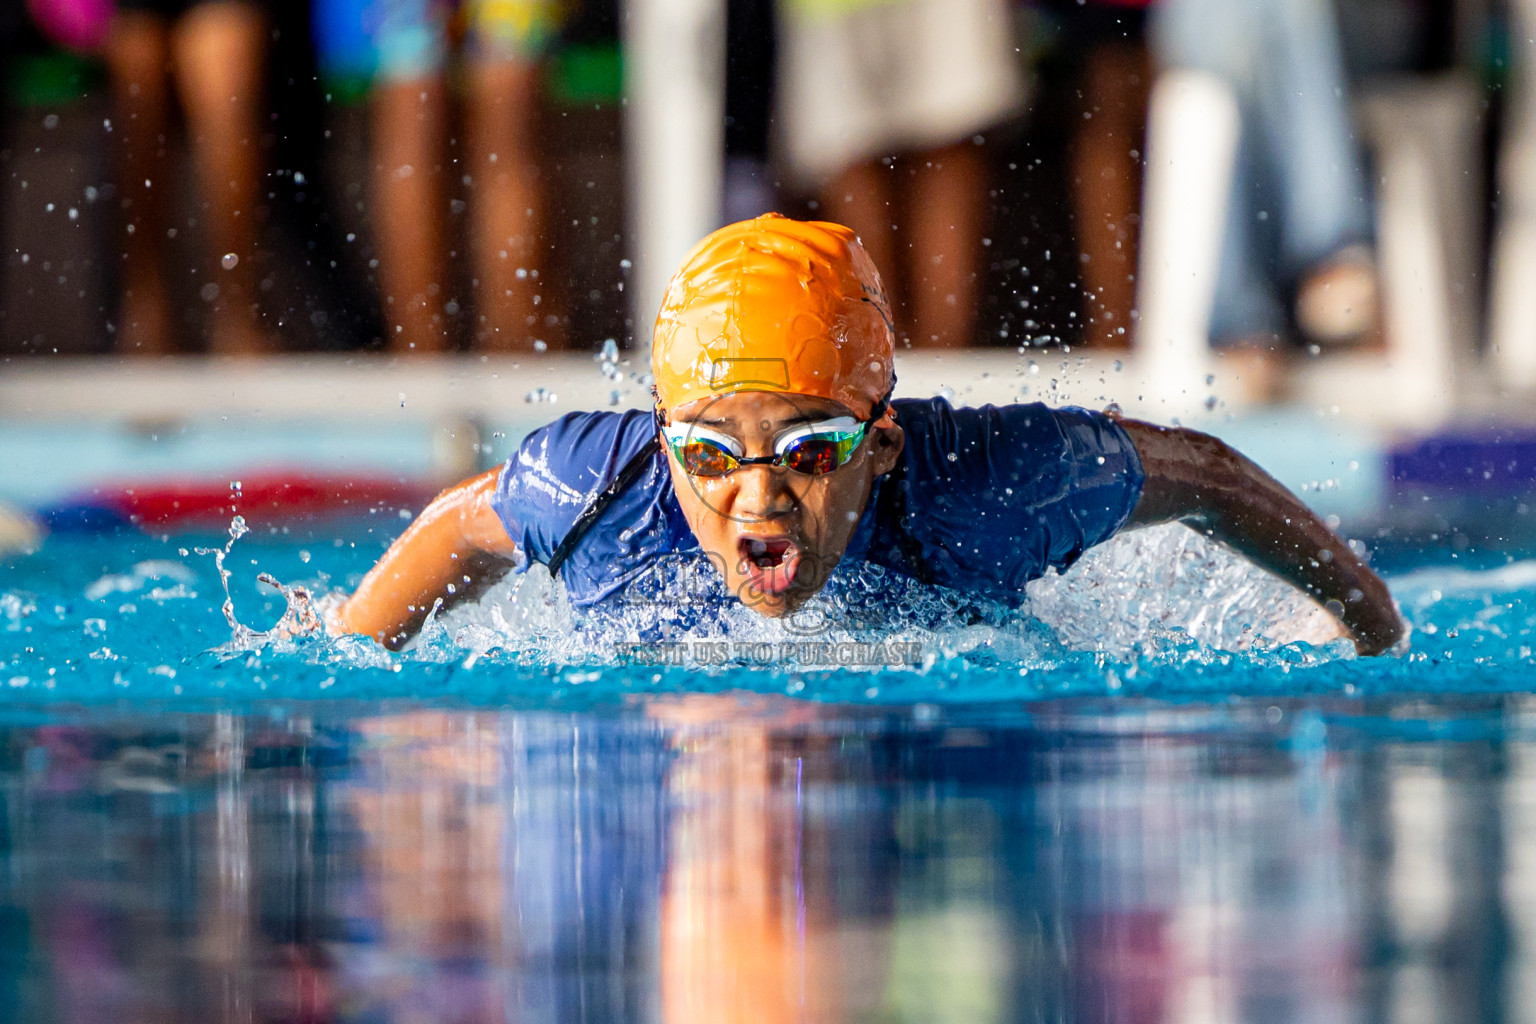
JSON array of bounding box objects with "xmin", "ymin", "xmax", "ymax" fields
[
  {"xmin": 0, "ymin": 0, "xmax": 1514, "ymax": 366},
  {"xmin": 2, "ymin": 0, "xmax": 1534, "ymax": 541}
]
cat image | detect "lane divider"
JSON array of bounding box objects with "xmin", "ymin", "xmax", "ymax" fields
[{"xmin": 36, "ymin": 473, "xmax": 438, "ymax": 533}]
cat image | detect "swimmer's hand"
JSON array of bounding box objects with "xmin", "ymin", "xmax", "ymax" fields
[
  {"xmin": 331, "ymin": 469, "xmax": 517, "ymax": 649},
  {"xmin": 1120, "ymin": 420, "xmax": 1406, "ymax": 656}
]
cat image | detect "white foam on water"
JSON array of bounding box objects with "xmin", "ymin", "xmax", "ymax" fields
[
  {"xmin": 400, "ymin": 522, "xmax": 1348, "ymax": 670},
  {"xmin": 212, "ymin": 516, "xmax": 1360, "ymax": 677},
  {"xmin": 1027, "ymin": 522, "xmax": 1348, "ymax": 654},
  {"xmin": 84, "ymin": 560, "xmax": 198, "ymax": 602},
  {"xmin": 1392, "ymin": 559, "xmax": 1536, "ymax": 600}
]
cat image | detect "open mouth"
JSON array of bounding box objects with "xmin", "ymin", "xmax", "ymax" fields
[{"xmin": 737, "ymin": 534, "xmax": 801, "ymax": 596}]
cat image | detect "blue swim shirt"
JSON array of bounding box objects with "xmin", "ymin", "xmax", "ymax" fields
[{"xmin": 491, "ymin": 398, "xmax": 1145, "ymax": 607}]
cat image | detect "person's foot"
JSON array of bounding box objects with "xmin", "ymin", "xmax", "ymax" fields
[{"xmin": 1294, "ymin": 244, "xmax": 1379, "ymax": 348}]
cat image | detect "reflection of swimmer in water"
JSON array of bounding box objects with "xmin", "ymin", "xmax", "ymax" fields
[{"xmin": 333, "ymin": 215, "xmax": 1406, "ymax": 655}]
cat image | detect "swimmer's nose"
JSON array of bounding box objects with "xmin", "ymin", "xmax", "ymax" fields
[{"xmin": 726, "ymin": 464, "xmax": 795, "ymax": 522}]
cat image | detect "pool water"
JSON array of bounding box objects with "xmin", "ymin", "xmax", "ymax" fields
[{"xmin": 3, "ymin": 516, "xmax": 1536, "ymax": 1021}]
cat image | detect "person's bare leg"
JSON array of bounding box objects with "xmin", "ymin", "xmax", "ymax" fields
[
  {"xmin": 906, "ymin": 141, "xmax": 985, "ymax": 348},
  {"xmin": 104, "ymin": 12, "xmax": 173, "ymax": 355},
  {"xmin": 370, "ymin": 78, "xmax": 450, "ymax": 353},
  {"xmin": 1070, "ymin": 41, "xmax": 1150, "ymax": 349},
  {"xmin": 823, "ymin": 159, "xmax": 901, "ymax": 337},
  {"xmin": 172, "ymin": 0, "xmax": 268, "ymax": 354},
  {"xmin": 465, "ymin": 59, "xmax": 550, "ymax": 351}
]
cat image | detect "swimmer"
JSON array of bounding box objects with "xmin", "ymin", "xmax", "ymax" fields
[{"xmin": 333, "ymin": 215, "xmax": 1405, "ymax": 655}]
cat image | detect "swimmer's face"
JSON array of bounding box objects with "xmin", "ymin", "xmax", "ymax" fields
[{"xmin": 663, "ymin": 390, "xmax": 904, "ymax": 617}]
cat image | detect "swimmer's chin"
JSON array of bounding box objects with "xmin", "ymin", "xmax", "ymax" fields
[{"xmin": 733, "ymin": 583, "xmax": 818, "ymax": 618}]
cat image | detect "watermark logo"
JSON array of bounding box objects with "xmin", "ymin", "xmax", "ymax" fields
[
  {"xmin": 618, "ymin": 552, "xmax": 892, "ymax": 636},
  {"xmin": 615, "ymin": 639, "xmax": 923, "ymax": 667},
  {"xmin": 705, "ymin": 356, "xmax": 791, "ymax": 393}
]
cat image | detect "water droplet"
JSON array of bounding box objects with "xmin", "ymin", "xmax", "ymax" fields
[{"xmin": 221, "ymin": 253, "xmax": 239, "ymax": 270}]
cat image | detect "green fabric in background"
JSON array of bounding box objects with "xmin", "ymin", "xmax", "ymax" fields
[
  {"xmin": 6, "ymin": 52, "xmax": 104, "ymax": 107},
  {"xmin": 547, "ymin": 42, "xmax": 622, "ymax": 106},
  {"xmin": 317, "ymin": 40, "xmax": 622, "ymax": 109}
]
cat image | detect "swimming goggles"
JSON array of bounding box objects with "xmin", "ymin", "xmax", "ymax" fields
[{"xmin": 659, "ymin": 412, "xmax": 877, "ymax": 478}]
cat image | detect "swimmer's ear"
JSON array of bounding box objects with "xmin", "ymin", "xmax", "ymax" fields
[{"xmin": 869, "ymin": 420, "xmax": 904, "ymax": 475}]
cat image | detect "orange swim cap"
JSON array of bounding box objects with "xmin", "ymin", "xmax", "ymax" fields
[{"xmin": 651, "ymin": 214, "xmax": 896, "ymax": 419}]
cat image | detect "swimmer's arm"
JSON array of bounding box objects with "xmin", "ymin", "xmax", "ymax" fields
[
  {"xmin": 331, "ymin": 469, "xmax": 517, "ymax": 649},
  {"xmin": 1118, "ymin": 419, "xmax": 1405, "ymax": 656}
]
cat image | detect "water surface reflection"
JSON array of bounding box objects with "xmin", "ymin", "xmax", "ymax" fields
[{"xmin": 0, "ymin": 695, "xmax": 1525, "ymax": 1022}]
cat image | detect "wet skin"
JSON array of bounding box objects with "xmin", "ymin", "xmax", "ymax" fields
[
  {"xmin": 663, "ymin": 391, "xmax": 905, "ymax": 618},
  {"xmin": 1121, "ymin": 418, "xmax": 1405, "ymax": 655},
  {"xmin": 336, "ymin": 399, "xmax": 1403, "ymax": 655}
]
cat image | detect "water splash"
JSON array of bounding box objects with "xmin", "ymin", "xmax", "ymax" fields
[
  {"xmin": 1026, "ymin": 523, "xmax": 1348, "ymax": 654},
  {"xmin": 199, "ymin": 522, "xmax": 1353, "ymax": 680},
  {"xmin": 254, "ymin": 572, "xmax": 326, "ymax": 641},
  {"xmin": 84, "ymin": 560, "xmax": 197, "ymax": 602},
  {"xmin": 194, "ymin": 516, "xmax": 254, "ymax": 646},
  {"xmin": 415, "ymin": 523, "xmax": 1349, "ymax": 673},
  {"xmin": 1, "ymin": 592, "xmax": 36, "ymax": 632},
  {"xmin": 12, "ymin": 514, "xmax": 1536, "ymax": 703},
  {"xmin": 19, "ymin": 513, "xmax": 1494, "ymax": 706}
]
